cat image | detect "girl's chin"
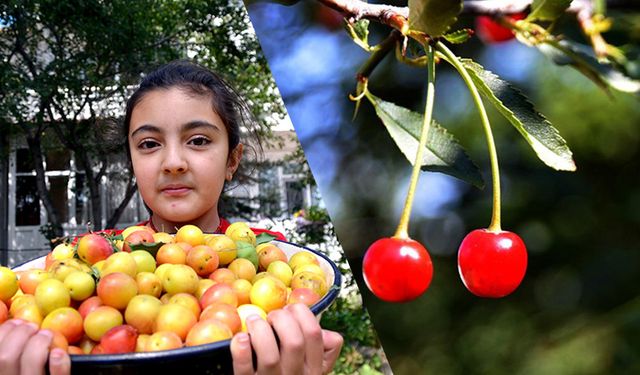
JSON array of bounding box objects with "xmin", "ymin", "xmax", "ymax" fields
[{"xmin": 153, "ymin": 206, "xmax": 215, "ymax": 227}]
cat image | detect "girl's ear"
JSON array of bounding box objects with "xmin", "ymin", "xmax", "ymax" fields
[{"xmin": 226, "ymin": 143, "xmax": 243, "ymax": 181}]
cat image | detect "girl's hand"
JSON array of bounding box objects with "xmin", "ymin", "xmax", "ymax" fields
[
  {"xmin": 230, "ymin": 303, "xmax": 343, "ymax": 375},
  {"xmin": 0, "ymin": 319, "xmax": 71, "ymax": 375}
]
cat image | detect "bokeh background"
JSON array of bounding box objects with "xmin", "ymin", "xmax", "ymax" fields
[{"xmin": 247, "ymin": 1, "xmax": 640, "ymax": 373}]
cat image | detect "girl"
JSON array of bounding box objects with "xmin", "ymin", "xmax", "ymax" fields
[{"xmin": 0, "ymin": 60, "xmax": 343, "ymax": 375}]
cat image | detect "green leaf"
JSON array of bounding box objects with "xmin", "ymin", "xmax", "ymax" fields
[
  {"xmin": 409, "ymin": 0, "xmax": 463, "ymax": 37},
  {"xmin": 236, "ymin": 241, "xmax": 259, "ymax": 269},
  {"xmin": 256, "ymin": 232, "xmax": 277, "ymax": 245},
  {"xmin": 366, "ymin": 93, "xmax": 484, "ymax": 188},
  {"xmin": 129, "ymin": 241, "xmax": 165, "ymax": 257},
  {"xmin": 443, "ymin": 29, "xmax": 473, "ymax": 44},
  {"xmin": 527, "ymin": 0, "xmax": 573, "ymax": 21},
  {"xmin": 461, "ymin": 59, "xmax": 576, "ymax": 171},
  {"xmin": 353, "ymin": 19, "xmax": 370, "ymax": 46},
  {"xmin": 537, "ymin": 40, "xmax": 640, "ymax": 94},
  {"xmin": 90, "ymin": 266, "xmax": 101, "ymax": 283}
]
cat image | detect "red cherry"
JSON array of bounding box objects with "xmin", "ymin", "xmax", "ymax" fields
[
  {"xmin": 457, "ymin": 229, "xmax": 527, "ymax": 298},
  {"xmin": 475, "ymin": 13, "xmax": 526, "ymax": 43},
  {"xmin": 362, "ymin": 237, "xmax": 433, "ymax": 302}
]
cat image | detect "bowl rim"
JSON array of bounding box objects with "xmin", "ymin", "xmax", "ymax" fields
[{"xmin": 19, "ymin": 239, "xmax": 342, "ymax": 364}]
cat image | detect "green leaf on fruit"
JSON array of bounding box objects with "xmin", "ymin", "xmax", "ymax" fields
[
  {"xmin": 236, "ymin": 241, "xmax": 259, "ymax": 269},
  {"xmin": 110, "ymin": 241, "xmax": 121, "ymax": 253},
  {"xmin": 537, "ymin": 40, "xmax": 640, "ymax": 94},
  {"xmin": 527, "ymin": 0, "xmax": 573, "ymax": 22},
  {"xmin": 461, "ymin": 59, "xmax": 576, "ymax": 171},
  {"xmin": 408, "ymin": 0, "xmax": 463, "ymax": 37},
  {"xmin": 90, "ymin": 266, "xmax": 101, "ymax": 282},
  {"xmin": 366, "ymin": 92, "xmax": 484, "ymax": 188},
  {"xmin": 129, "ymin": 241, "xmax": 164, "ymax": 257},
  {"xmin": 443, "ymin": 29, "xmax": 473, "ymax": 44},
  {"xmin": 256, "ymin": 232, "xmax": 277, "ymax": 245}
]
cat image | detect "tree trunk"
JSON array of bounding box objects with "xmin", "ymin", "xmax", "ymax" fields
[
  {"xmin": 25, "ymin": 132, "xmax": 63, "ymax": 244},
  {"xmin": 74, "ymin": 147, "xmax": 103, "ymax": 230},
  {"xmin": 106, "ymin": 175, "xmax": 138, "ymax": 229},
  {"xmin": 0, "ymin": 132, "xmax": 9, "ymax": 264}
]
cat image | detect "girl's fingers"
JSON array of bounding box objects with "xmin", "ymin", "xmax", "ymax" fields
[
  {"xmin": 245, "ymin": 315, "xmax": 280, "ymax": 375},
  {"xmin": 287, "ymin": 304, "xmax": 323, "ymax": 375},
  {"xmin": 0, "ymin": 320, "xmax": 22, "ymax": 343},
  {"xmin": 0, "ymin": 322, "xmax": 39, "ymax": 375},
  {"xmin": 19, "ymin": 329, "xmax": 53, "ymax": 375},
  {"xmin": 230, "ymin": 332, "xmax": 255, "ymax": 375},
  {"xmin": 48, "ymin": 348, "xmax": 71, "ymax": 375},
  {"xmin": 267, "ymin": 309, "xmax": 304, "ymax": 375},
  {"xmin": 321, "ymin": 330, "xmax": 343, "ymax": 375}
]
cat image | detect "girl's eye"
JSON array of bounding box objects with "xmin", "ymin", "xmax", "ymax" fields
[
  {"xmin": 138, "ymin": 140, "xmax": 160, "ymax": 150},
  {"xmin": 188, "ymin": 136, "xmax": 211, "ymax": 147}
]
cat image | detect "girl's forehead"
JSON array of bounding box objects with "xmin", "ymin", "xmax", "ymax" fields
[
  {"xmin": 137, "ymin": 86, "xmax": 213, "ymax": 107},
  {"xmin": 130, "ymin": 88, "xmax": 224, "ymax": 132}
]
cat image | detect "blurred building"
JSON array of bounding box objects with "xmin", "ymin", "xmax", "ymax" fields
[{"xmin": 0, "ymin": 129, "xmax": 317, "ymax": 267}]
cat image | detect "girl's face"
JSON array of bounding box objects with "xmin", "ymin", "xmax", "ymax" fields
[{"xmin": 128, "ymin": 87, "xmax": 242, "ymax": 232}]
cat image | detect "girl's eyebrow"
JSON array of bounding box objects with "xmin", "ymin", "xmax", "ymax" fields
[
  {"xmin": 130, "ymin": 124, "xmax": 161, "ymax": 138},
  {"xmin": 182, "ymin": 120, "xmax": 222, "ymax": 133},
  {"xmin": 130, "ymin": 121, "xmax": 221, "ymax": 138}
]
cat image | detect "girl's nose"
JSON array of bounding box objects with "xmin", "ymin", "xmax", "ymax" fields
[{"xmin": 162, "ymin": 146, "xmax": 188, "ymax": 174}]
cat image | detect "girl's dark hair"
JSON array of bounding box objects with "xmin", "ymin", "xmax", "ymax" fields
[{"xmin": 123, "ymin": 60, "xmax": 253, "ymax": 159}]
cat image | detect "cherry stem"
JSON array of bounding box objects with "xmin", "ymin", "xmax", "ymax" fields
[
  {"xmin": 394, "ymin": 42, "xmax": 436, "ymax": 239},
  {"xmin": 436, "ymin": 42, "xmax": 502, "ymax": 232},
  {"xmin": 356, "ymin": 31, "xmax": 400, "ymax": 78}
]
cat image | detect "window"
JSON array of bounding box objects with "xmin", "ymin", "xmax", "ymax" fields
[
  {"xmin": 285, "ymin": 180, "xmax": 304, "ymax": 214},
  {"xmin": 45, "ymin": 149, "xmax": 70, "ymax": 171},
  {"xmin": 12, "ymin": 142, "xmax": 199, "ymax": 230},
  {"xmin": 105, "ymin": 153, "xmax": 140, "ymax": 224},
  {"xmin": 73, "ymin": 173, "xmax": 91, "ymax": 226},
  {"xmin": 15, "ymin": 149, "xmax": 40, "ymax": 226},
  {"xmin": 49, "ymin": 176, "xmax": 69, "ymax": 222},
  {"xmin": 16, "ymin": 175, "xmax": 40, "ymax": 226}
]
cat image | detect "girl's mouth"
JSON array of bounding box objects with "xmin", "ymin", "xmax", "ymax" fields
[{"xmin": 161, "ymin": 185, "xmax": 192, "ymax": 196}]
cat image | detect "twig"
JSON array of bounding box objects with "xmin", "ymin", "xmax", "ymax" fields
[
  {"xmin": 317, "ymin": 0, "xmax": 605, "ymax": 31},
  {"xmin": 318, "ymin": 0, "xmax": 614, "ymax": 58},
  {"xmin": 317, "ymin": 0, "xmax": 408, "ymax": 34}
]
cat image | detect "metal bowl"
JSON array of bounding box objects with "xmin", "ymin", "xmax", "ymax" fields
[{"xmin": 13, "ymin": 240, "xmax": 341, "ymax": 375}]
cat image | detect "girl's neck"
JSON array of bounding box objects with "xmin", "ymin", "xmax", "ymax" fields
[{"xmin": 148, "ymin": 211, "xmax": 221, "ymax": 234}]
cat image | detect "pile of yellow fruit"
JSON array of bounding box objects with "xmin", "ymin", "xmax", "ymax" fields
[{"xmin": 0, "ymin": 222, "xmax": 329, "ymax": 355}]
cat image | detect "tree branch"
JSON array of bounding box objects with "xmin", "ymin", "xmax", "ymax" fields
[
  {"xmin": 317, "ymin": 0, "xmax": 409, "ymax": 31},
  {"xmin": 317, "ymin": 0, "xmax": 616, "ymax": 32}
]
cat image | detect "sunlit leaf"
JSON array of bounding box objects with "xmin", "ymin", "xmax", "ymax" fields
[
  {"xmin": 527, "ymin": 0, "xmax": 573, "ymax": 21},
  {"xmin": 367, "ymin": 93, "xmax": 484, "ymax": 188},
  {"xmin": 462, "ymin": 59, "xmax": 576, "ymax": 171},
  {"xmin": 408, "ymin": 0, "xmax": 463, "ymax": 37}
]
